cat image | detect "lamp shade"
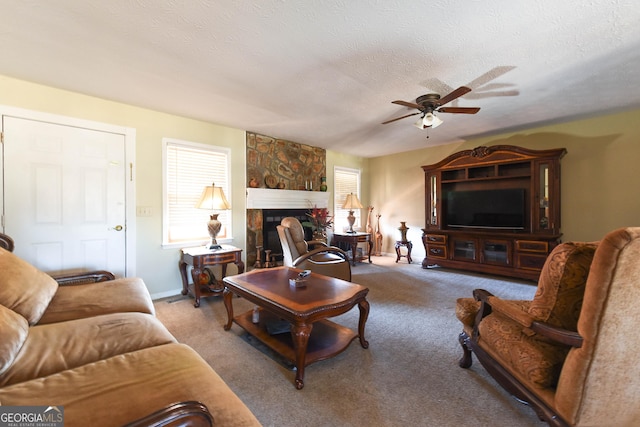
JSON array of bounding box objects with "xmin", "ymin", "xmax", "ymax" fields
[
  {"xmin": 196, "ymin": 183, "xmax": 231, "ymax": 211},
  {"xmin": 423, "ymin": 113, "xmax": 443, "ymax": 129},
  {"xmin": 342, "ymin": 193, "xmax": 363, "ymax": 210}
]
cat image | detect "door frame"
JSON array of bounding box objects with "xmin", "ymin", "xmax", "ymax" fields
[{"xmin": 0, "ymin": 105, "xmax": 137, "ymax": 276}]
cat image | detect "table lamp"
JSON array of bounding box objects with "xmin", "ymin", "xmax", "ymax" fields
[
  {"xmin": 196, "ymin": 182, "xmax": 231, "ymax": 249},
  {"xmin": 342, "ymin": 193, "xmax": 363, "ymax": 233}
]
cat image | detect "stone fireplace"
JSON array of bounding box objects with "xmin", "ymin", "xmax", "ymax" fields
[{"xmin": 245, "ymin": 132, "xmax": 328, "ymax": 268}]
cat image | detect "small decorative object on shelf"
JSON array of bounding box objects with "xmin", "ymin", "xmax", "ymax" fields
[
  {"xmin": 398, "ymin": 221, "xmax": 409, "ymax": 242},
  {"xmin": 277, "ymin": 180, "xmax": 285, "ymax": 189},
  {"xmin": 320, "ymin": 177, "xmax": 328, "ymax": 192}
]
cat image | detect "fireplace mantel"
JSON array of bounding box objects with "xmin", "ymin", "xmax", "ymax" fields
[{"xmin": 246, "ymin": 188, "xmax": 330, "ymax": 209}]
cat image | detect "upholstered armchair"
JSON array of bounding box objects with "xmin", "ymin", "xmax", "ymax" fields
[
  {"xmin": 456, "ymin": 227, "xmax": 640, "ymax": 426},
  {"xmin": 277, "ymin": 217, "xmax": 351, "ymax": 281}
]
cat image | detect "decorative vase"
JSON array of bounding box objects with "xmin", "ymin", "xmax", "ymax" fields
[
  {"xmin": 312, "ymin": 229, "xmax": 327, "ymax": 243},
  {"xmin": 398, "ymin": 221, "xmax": 409, "ymax": 242},
  {"xmin": 320, "ymin": 177, "xmax": 328, "ymax": 192}
]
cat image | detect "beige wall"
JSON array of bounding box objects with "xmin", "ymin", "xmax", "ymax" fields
[
  {"xmin": 2, "ymin": 74, "xmax": 638, "ymax": 293},
  {"xmin": 0, "ymin": 75, "xmax": 372, "ymax": 296},
  {"xmin": 0, "ymin": 75, "xmax": 247, "ymax": 297},
  {"xmin": 369, "ymin": 108, "xmax": 640, "ymax": 258}
]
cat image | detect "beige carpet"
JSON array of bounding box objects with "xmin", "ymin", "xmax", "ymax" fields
[{"xmin": 154, "ymin": 255, "xmax": 542, "ymax": 427}]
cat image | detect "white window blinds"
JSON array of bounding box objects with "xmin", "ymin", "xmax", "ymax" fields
[
  {"xmin": 164, "ymin": 139, "xmax": 231, "ymax": 245},
  {"xmin": 334, "ymin": 167, "xmax": 361, "ymax": 232}
]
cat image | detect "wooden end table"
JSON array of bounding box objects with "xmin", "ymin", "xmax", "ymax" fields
[
  {"xmin": 330, "ymin": 232, "xmax": 373, "ymax": 266},
  {"xmin": 223, "ymin": 267, "xmax": 369, "ymax": 389},
  {"xmin": 179, "ymin": 245, "xmax": 244, "ymax": 308}
]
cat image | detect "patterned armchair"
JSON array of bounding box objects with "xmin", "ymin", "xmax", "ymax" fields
[{"xmin": 456, "ymin": 227, "xmax": 640, "ymax": 426}]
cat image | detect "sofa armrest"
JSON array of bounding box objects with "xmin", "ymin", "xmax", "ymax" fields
[
  {"xmin": 52, "ymin": 270, "xmax": 116, "ymax": 286},
  {"xmin": 122, "ymin": 401, "xmax": 213, "ymax": 427}
]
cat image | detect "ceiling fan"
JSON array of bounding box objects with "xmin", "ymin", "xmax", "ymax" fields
[{"xmin": 382, "ymin": 86, "xmax": 480, "ymax": 129}]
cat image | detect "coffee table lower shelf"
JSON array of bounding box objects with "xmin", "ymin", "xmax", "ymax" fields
[{"xmin": 234, "ymin": 309, "xmax": 359, "ymax": 367}]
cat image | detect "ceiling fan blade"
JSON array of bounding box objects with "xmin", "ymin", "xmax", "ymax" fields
[
  {"xmin": 437, "ymin": 86, "xmax": 472, "ymax": 106},
  {"xmin": 381, "ymin": 112, "xmax": 421, "ymax": 124},
  {"xmin": 392, "ymin": 100, "xmax": 422, "ymax": 110},
  {"xmin": 437, "ymin": 107, "xmax": 480, "ymax": 114}
]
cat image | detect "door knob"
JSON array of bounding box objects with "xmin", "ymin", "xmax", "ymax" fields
[{"xmin": 113, "ymin": 225, "xmax": 124, "ymax": 231}]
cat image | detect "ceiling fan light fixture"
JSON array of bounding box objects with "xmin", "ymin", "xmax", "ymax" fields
[
  {"xmin": 423, "ymin": 112, "xmax": 443, "ymax": 129},
  {"xmin": 414, "ymin": 117, "xmax": 426, "ymax": 129}
]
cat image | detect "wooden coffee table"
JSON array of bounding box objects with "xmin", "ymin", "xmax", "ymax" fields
[{"xmin": 222, "ymin": 266, "xmax": 369, "ymax": 389}]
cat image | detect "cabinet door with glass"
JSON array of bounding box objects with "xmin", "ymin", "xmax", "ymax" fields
[
  {"xmin": 425, "ymin": 172, "xmax": 440, "ymax": 229},
  {"xmin": 452, "ymin": 238, "xmax": 478, "ymax": 262},
  {"xmin": 533, "ymin": 160, "xmax": 561, "ymax": 234},
  {"xmin": 481, "ymin": 239, "xmax": 512, "ymax": 266}
]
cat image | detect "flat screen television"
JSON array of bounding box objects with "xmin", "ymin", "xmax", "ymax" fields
[{"xmin": 444, "ymin": 188, "xmax": 526, "ymax": 230}]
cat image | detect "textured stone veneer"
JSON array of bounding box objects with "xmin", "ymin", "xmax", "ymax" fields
[
  {"xmin": 245, "ymin": 132, "xmax": 327, "ymax": 267},
  {"xmin": 246, "ymin": 132, "xmax": 326, "ymax": 190}
]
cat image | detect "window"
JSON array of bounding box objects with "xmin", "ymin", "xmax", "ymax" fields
[
  {"xmin": 334, "ymin": 166, "xmax": 362, "ymax": 232},
  {"xmin": 163, "ymin": 138, "xmax": 231, "ymax": 246}
]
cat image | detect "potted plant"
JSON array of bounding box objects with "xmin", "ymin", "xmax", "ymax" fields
[{"xmin": 302, "ymin": 206, "xmax": 333, "ymax": 242}]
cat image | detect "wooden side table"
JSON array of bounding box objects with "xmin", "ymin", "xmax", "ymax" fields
[
  {"xmin": 331, "ymin": 232, "xmax": 373, "ymax": 266},
  {"xmin": 395, "ymin": 240, "xmax": 413, "ymax": 264},
  {"xmin": 179, "ymin": 245, "xmax": 244, "ymax": 307}
]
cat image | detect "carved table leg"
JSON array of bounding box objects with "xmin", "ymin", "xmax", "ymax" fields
[
  {"xmin": 222, "ymin": 288, "xmax": 234, "ymax": 331},
  {"xmin": 190, "ymin": 267, "xmax": 203, "ymax": 308},
  {"xmin": 350, "ymin": 242, "xmax": 357, "ymax": 266},
  {"xmin": 179, "ymin": 260, "xmax": 189, "ymax": 296},
  {"xmin": 291, "ymin": 322, "xmax": 313, "ymax": 389},
  {"xmin": 358, "ymin": 299, "xmax": 370, "ymax": 349},
  {"xmin": 367, "ymin": 240, "xmax": 373, "ymax": 263}
]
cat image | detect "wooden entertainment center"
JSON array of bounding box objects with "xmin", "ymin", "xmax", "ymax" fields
[{"xmin": 421, "ymin": 145, "xmax": 566, "ymax": 281}]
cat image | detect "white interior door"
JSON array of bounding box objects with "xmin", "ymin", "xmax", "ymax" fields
[{"xmin": 2, "ymin": 115, "xmax": 128, "ymax": 277}]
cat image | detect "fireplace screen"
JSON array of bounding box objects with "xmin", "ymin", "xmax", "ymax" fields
[{"xmin": 262, "ymin": 209, "xmax": 311, "ymax": 262}]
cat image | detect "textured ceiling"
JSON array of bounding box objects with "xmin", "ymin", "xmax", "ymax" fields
[{"xmin": 1, "ymin": 1, "xmax": 639, "ymax": 157}]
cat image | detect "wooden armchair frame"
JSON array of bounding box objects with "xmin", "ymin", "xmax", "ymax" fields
[{"xmin": 459, "ymin": 289, "xmax": 583, "ymax": 427}]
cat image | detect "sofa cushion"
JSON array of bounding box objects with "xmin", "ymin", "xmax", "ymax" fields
[
  {"xmin": 0, "ymin": 312, "xmax": 176, "ymax": 387},
  {"xmin": 0, "ymin": 343, "xmax": 261, "ymax": 427},
  {"xmin": 38, "ymin": 277, "xmax": 155, "ymax": 324},
  {"xmin": 0, "ymin": 248, "xmax": 58, "ymax": 325},
  {"xmin": 0, "ymin": 304, "xmax": 29, "ymax": 376},
  {"xmin": 528, "ymin": 242, "xmax": 597, "ymax": 330},
  {"xmin": 479, "ymin": 311, "xmax": 570, "ymax": 388}
]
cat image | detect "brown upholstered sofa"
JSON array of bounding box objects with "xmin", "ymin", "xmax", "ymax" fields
[
  {"xmin": 456, "ymin": 227, "xmax": 640, "ymax": 426},
  {"xmin": 0, "ymin": 246, "xmax": 261, "ymax": 427}
]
